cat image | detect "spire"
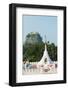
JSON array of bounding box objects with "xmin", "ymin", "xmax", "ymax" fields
[
  {"xmin": 38, "ymin": 35, "xmax": 53, "ymax": 65},
  {"xmin": 44, "ymin": 35, "xmax": 47, "ymax": 49},
  {"xmin": 45, "ymin": 35, "xmax": 47, "ymax": 44}
]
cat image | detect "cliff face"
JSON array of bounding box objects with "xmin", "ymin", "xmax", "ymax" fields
[
  {"xmin": 23, "ymin": 32, "xmax": 44, "ymax": 62},
  {"xmin": 25, "ymin": 32, "xmax": 43, "ymax": 44}
]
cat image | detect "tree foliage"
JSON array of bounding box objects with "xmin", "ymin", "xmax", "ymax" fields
[
  {"xmin": 47, "ymin": 42, "xmax": 57, "ymax": 61},
  {"xmin": 23, "ymin": 43, "xmax": 45, "ymax": 62}
]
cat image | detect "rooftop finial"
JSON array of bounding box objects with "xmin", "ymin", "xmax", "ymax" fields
[{"xmin": 45, "ymin": 35, "xmax": 47, "ymax": 44}]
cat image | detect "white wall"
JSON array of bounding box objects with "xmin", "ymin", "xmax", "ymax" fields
[{"xmin": 0, "ymin": 0, "xmax": 68, "ymax": 89}]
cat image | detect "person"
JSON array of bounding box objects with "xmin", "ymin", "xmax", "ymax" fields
[{"xmin": 26, "ymin": 60, "xmax": 32, "ymax": 69}]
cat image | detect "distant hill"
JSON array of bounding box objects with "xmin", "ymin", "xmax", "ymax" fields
[{"xmin": 25, "ymin": 32, "xmax": 43, "ymax": 44}]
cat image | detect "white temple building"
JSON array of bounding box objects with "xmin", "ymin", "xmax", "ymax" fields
[{"xmin": 37, "ymin": 36, "xmax": 53, "ymax": 66}]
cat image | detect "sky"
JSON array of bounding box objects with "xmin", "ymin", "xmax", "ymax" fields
[{"xmin": 22, "ymin": 15, "xmax": 57, "ymax": 45}]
